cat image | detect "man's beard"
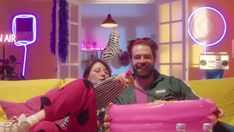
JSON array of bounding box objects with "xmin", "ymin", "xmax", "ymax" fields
[{"xmin": 133, "ymin": 64, "xmax": 154, "ymax": 78}]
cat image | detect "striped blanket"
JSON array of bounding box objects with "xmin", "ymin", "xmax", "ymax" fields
[{"xmin": 94, "ymin": 76, "xmax": 123, "ymax": 109}]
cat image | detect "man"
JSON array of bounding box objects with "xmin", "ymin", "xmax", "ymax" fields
[
  {"xmin": 113, "ymin": 37, "xmax": 199, "ymax": 104},
  {"xmin": 105, "ymin": 37, "xmax": 233, "ymax": 132}
]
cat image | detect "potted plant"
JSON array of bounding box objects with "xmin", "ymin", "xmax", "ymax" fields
[{"xmin": 0, "ymin": 55, "xmax": 24, "ymax": 80}]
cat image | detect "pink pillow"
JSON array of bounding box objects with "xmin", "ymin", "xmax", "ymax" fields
[
  {"xmin": 0, "ymin": 96, "xmax": 40, "ymax": 118},
  {"xmin": 0, "ymin": 88, "xmax": 59, "ymax": 119}
]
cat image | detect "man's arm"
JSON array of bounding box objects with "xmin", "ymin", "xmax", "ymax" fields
[{"xmin": 178, "ymin": 79, "xmax": 200, "ymax": 100}]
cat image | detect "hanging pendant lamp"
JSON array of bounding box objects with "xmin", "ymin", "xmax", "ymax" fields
[{"xmin": 101, "ymin": 14, "xmax": 118, "ymax": 28}]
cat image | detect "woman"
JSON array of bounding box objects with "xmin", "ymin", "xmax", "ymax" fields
[{"xmin": 0, "ymin": 60, "xmax": 130, "ymax": 132}]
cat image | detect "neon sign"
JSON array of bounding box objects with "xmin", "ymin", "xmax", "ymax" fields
[
  {"xmin": 12, "ymin": 14, "xmax": 37, "ymax": 76},
  {"xmin": 12, "ymin": 14, "xmax": 36, "ymax": 46},
  {"xmin": 0, "ymin": 34, "xmax": 16, "ymax": 43},
  {"xmin": 188, "ymin": 7, "xmax": 227, "ymax": 47}
]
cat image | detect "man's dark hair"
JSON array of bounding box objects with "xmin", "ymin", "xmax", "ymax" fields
[{"xmin": 127, "ymin": 37, "xmax": 158, "ymax": 59}]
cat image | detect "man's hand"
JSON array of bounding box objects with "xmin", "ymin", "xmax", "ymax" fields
[
  {"xmin": 115, "ymin": 71, "xmax": 134, "ymax": 88},
  {"xmin": 150, "ymin": 100, "xmax": 168, "ymax": 105},
  {"xmin": 214, "ymin": 107, "xmax": 224, "ymax": 118}
]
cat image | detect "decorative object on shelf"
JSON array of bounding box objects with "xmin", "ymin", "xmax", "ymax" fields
[
  {"xmin": 101, "ymin": 29, "xmax": 120, "ymax": 62},
  {"xmin": 81, "ymin": 40, "xmax": 104, "ymax": 51},
  {"xmin": 0, "ymin": 55, "xmax": 24, "ymax": 80},
  {"xmin": 59, "ymin": 0, "xmax": 68, "ymax": 62},
  {"xmin": 118, "ymin": 50, "xmax": 130, "ymax": 66},
  {"xmin": 50, "ymin": 0, "xmax": 57, "ymax": 55}
]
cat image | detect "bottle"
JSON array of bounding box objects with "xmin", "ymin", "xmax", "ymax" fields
[
  {"xmin": 176, "ymin": 123, "xmax": 186, "ymax": 132},
  {"xmin": 203, "ymin": 123, "xmax": 213, "ymax": 132},
  {"xmin": 97, "ymin": 108, "xmax": 106, "ymax": 132}
]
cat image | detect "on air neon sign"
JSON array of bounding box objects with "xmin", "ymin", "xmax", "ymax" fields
[{"xmin": 0, "ymin": 14, "xmax": 37, "ymax": 77}]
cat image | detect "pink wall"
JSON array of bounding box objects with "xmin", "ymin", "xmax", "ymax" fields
[
  {"xmin": 0, "ymin": 0, "xmax": 56, "ymax": 79},
  {"xmin": 188, "ymin": 0, "xmax": 234, "ymax": 80}
]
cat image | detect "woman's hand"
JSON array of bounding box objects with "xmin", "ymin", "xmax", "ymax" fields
[
  {"xmin": 103, "ymin": 114, "xmax": 111, "ymax": 132},
  {"xmin": 97, "ymin": 112, "xmax": 111, "ymax": 132}
]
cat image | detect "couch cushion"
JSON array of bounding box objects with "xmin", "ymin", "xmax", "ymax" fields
[
  {"xmin": 188, "ymin": 77, "xmax": 234, "ymax": 125},
  {"xmin": 0, "ymin": 79, "xmax": 63, "ymax": 102},
  {"xmin": 0, "ymin": 107, "xmax": 7, "ymax": 121},
  {"xmin": 62, "ymin": 78, "xmax": 76, "ymax": 87},
  {"xmin": 0, "ymin": 88, "xmax": 59, "ymax": 119},
  {"xmin": 0, "ymin": 96, "xmax": 40, "ymax": 119},
  {"xmin": 0, "ymin": 79, "xmax": 63, "ymax": 121}
]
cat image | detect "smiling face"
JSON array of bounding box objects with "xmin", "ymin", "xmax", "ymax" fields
[
  {"xmin": 131, "ymin": 44, "xmax": 156, "ymax": 78},
  {"xmin": 87, "ymin": 62, "xmax": 111, "ymax": 85}
]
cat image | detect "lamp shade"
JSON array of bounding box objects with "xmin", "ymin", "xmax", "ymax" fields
[{"xmin": 101, "ymin": 14, "xmax": 118, "ymax": 28}]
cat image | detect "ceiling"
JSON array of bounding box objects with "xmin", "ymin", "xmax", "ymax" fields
[
  {"xmin": 81, "ymin": 0, "xmax": 155, "ymax": 4},
  {"xmin": 82, "ymin": 4, "xmax": 155, "ymax": 18},
  {"xmin": 28, "ymin": 0, "xmax": 156, "ymax": 19},
  {"xmin": 81, "ymin": 0, "xmax": 156, "ymax": 18}
]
